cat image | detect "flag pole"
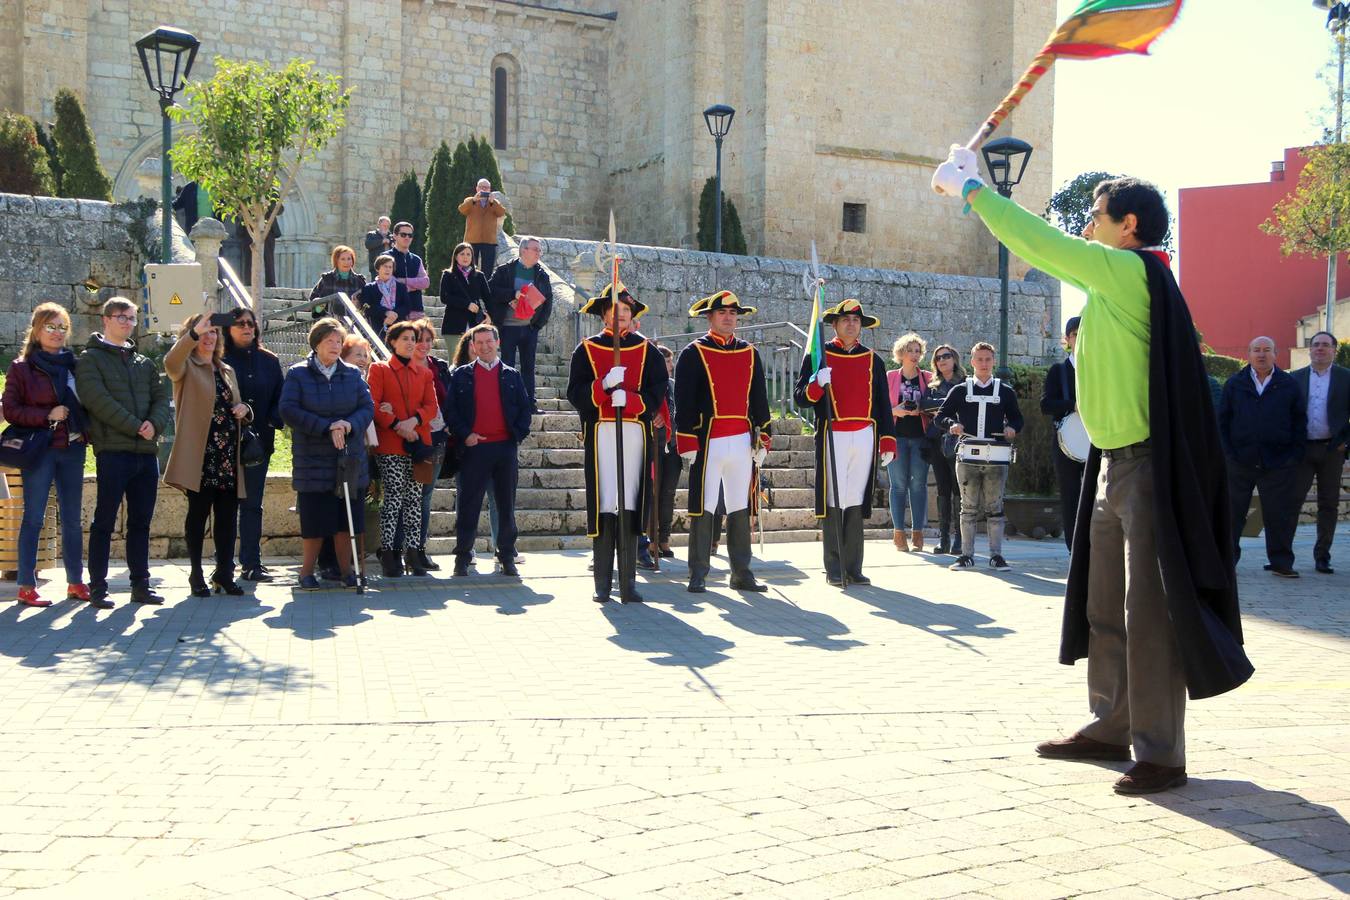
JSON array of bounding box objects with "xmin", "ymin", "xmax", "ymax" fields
[{"xmin": 610, "ymin": 221, "xmax": 627, "ymax": 598}]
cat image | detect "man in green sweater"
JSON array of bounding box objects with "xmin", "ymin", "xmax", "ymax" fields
[
  {"xmin": 76, "ymin": 297, "xmax": 172, "ymax": 609},
  {"xmin": 932, "ymin": 148, "xmax": 1251, "ymax": 794}
]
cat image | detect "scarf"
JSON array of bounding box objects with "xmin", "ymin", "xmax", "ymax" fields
[
  {"xmin": 31, "ymin": 349, "xmax": 87, "ymax": 438},
  {"xmin": 375, "ymin": 277, "xmax": 398, "ymax": 310},
  {"xmin": 458, "ymin": 264, "xmax": 473, "ymax": 278}
]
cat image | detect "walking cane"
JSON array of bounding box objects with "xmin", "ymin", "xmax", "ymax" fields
[{"xmin": 337, "ymin": 445, "xmax": 365, "ymax": 593}]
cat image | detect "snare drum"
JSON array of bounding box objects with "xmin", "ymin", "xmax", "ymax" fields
[
  {"xmin": 955, "ymin": 436, "xmax": 1016, "ymax": 466},
  {"xmin": 1055, "ymin": 411, "xmax": 1090, "ymax": 463}
]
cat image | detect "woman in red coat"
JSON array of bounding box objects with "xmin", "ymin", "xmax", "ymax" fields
[{"xmin": 368, "ymin": 321, "xmax": 437, "ymax": 577}]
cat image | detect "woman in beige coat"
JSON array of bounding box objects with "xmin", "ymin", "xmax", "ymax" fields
[{"xmin": 164, "ymin": 313, "xmax": 253, "ymax": 597}]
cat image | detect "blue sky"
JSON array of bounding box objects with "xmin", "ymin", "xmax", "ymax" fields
[{"xmin": 1048, "ymin": 0, "xmax": 1329, "ymax": 318}]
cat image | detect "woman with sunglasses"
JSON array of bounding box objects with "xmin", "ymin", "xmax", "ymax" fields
[
  {"xmin": 2, "ymin": 304, "xmax": 90, "ymax": 607},
  {"xmin": 223, "ymin": 308, "xmax": 285, "ymax": 582},
  {"xmin": 922, "ymin": 344, "xmax": 967, "ymax": 555}
]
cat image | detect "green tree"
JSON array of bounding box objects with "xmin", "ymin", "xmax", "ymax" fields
[
  {"xmin": 447, "ymin": 139, "xmax": 475, "ymax": 227},
  {"xmin": 32, "ymin": 118, "xmax": 62, "ymax": 194},
  {"xmin": 1261, "ymin": 143, "xmax": 1350, "ymax": 291},
  {"xmin": 389, "ymin": 169, "xmax": 422, "ymax": 257},
  {"xmin": 696, "ymin": 176, "xmax": 747, "ymax": 255},
  {"xmin": 423, "ymin": 140, "xmax": 455, "ymax": 293},
  {"xmin": 52, "ymin": 88, "xmax": 112, "ymax": 200},
  {"xmin": 1043, "ymin": 170, "xmax": 1120, "ymax": 238},
  {"xmin": 471, "ymin": 135, "xmax": 514, "ymax": 235},
  {"xmin": 0, "ymin": 113, "xmax": 56, "ymax": 195},
  {"xmin": 169, "ymin": 57, "xmax": 352, "ymax": 307}
]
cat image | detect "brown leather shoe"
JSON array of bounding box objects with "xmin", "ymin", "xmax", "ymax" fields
[
  {"xmin": 893, "ymin": 530, "xmax": 909, "ymax": 552},
  {"xmin": 910, "ymin": 529, "xmax": 924, "ymax": 552},
  {"xmin": 1113, "ymin": 762, "xmax": 1187, "ymax": 795},
  {"xmin": 1035, "ymin": 732, "xmax": 1131, "ymax": 761}
]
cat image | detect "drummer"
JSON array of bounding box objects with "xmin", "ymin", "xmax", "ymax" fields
[
  {"xmin": 1041, "ymin": 316, "xmax": 1086, "ymax": 550},
  {"xmin": 935, "ymin": 341, "xmax": 1024, "ymax": 572}
]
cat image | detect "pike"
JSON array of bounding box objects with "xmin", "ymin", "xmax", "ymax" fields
[
  {"xmin": 594, "ymin": 212, "xmax": 629, "ymax": 596},
  {"xmin": 803, "ymin": 241, "xmax": 846, "ymax": 587}
]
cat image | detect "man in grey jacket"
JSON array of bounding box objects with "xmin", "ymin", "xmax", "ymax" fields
[{"xmin": 75, "ymin": 297, "xmax": 172, "ymax": 608}]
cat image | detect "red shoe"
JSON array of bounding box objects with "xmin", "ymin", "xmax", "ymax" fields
[
  {"xmin": 66, "ymin": 583, "xmax": 91, "ymax": 602},
  {"xmin": 17, "ymin": 587, "xmax": 50, "ymax": 608}
]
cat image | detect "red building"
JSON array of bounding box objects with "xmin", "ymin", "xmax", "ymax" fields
[{"xmin": 1178, "ymin": 146, "xmax": 1345, "ymax": 367}]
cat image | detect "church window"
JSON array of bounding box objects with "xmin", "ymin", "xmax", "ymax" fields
[
  {"xmin": 842, "ymin": 203, "xmax": 867, "ymax": 234},
  {"xmin": 493, "ymin": 66, "xmax": 508, "ymax": 150}
]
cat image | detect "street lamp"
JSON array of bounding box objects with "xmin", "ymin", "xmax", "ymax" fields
[
  {"xmin": 1314, "ymin": 0, "xmax": 1349, "ymax": 333},
  {"xmin": 981, "ymin": 136, "xmax": 1034, "ymax": 382},
  {"xmin": 135, "ymin": 25, "xmax": 200, "ymax": 264},
  {"xmin": 703, "ymin": 103, "xmax": 735, "ymax": 253}
]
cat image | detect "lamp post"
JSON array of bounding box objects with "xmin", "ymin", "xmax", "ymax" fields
[
  {"xmin": 1315, "ymin": 1, "xmax": 1349, "ymax": 333},
  {"xmin": 981, "ymin": 136, "xmax": 1034, "ymax": 382},
  {"xmin": 135, "ymin": 26, "xmax": 200, "ymax": 265},
  {"xmin": 703, "ymin": 104, "xmax": 735, "ymax": 253}
]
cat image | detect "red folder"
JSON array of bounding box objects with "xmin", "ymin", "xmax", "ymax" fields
[{"xmin": 515, "ymin": 284, "xmax": 545, "ymax": 320}]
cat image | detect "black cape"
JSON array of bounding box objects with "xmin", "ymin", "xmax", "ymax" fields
[{"xmin": 1062, "ymin": 250, "xmax": 1254, "ymax": 701}]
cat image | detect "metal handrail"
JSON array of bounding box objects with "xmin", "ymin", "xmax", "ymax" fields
[
  {"xmin": 649, "ymin": 320, "xmax": 810, "ymax": 346},
  {"xmin": 218, "ymin": 257, "xmax": 252, "ymax": 311},
  {"xmin": 330, "ymin": 291, "xmax": 390, "ymax": 361}
]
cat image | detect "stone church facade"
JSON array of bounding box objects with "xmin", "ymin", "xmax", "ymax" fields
[{"xmin": 1, "ymin": 0, "xmax": 1055, "ymax": 288}]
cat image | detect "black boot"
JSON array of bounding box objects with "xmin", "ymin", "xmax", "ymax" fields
[
  {"xmin": 592, "ymin": 514, "xmax": 616, "ymax": 602},
  {"xmin": 210, "ymin": 568, "xmax": 246, "ymax": 595},
  {"xmin": 686, "ymin": 512, "xmax": 714, "ymax": 593},
  {"xmin": 416, "ymin": 549, "xmax": 440, "ymax": 571},
  {"xmin": 843, "ymin": 507, "xmax": 869, "ymax": 584},
  {"xmin": 822, "ymin": 507, "xmax": 843, "ymax": 586},
  {"xmin": 130, "ymin": 580, "xmax": 164, "ymax": 605},
  {"xmin": 935, "ymin": 532, "xmax": 952, "ymax": 555},
  {"xmin": 188, "ymin": 568, "xmax": 210, "ymax": 598},
  {"xmin": 726, "ymin": 509, "xmax": 766, "ymax": 592},
  {"xmin": 403, "ymin": 549, "xmax": 428, "ymax": 577},
  {"xmin": 617, "ymin": 513, "xmax": 643, "ymax": 603},
  {"xmin": 379, "ymin": 549, "xmax": 403, "ymax": 578}
]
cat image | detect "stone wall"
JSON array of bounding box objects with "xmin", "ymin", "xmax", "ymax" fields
[
  {"xmin": 0, "ymin": 193, "xmax": 142, "ymax": 351},
  {"xmin": 527, "ymin": 237, "xmax": 1061, "ymax": 367}
]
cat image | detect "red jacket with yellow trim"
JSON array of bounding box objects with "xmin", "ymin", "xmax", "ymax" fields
[
  {"xmin": 673, "ymin": 331, "xmax": 771, "ymax": 457},
  {"xmin": 566, "ymin": 329, "xmax": 668, "ymax": 426},
  {"xmin": 793, "ymin": 339, "xmax": 896, "ymax": 454}
]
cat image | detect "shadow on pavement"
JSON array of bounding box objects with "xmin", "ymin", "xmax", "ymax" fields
[
  {"xmin": 264, "ymin": 591, "xmax": 375, "ymax": 640},
  {"xmin": 0, "ymin": 596, "xmax": 303, "ymax": 696},
  {"xmin": 602, "ymin": 601, "xmax": 734, "ymax": 669},
  {"xmin": 452, "ymin": 581, "xmax": 554, "ymax": 616},
  {"xmin": 848, "ymin": 585, "xmax": 1014, "ymax": 654},
  {"xmin": 1148, "ymin": 779, "xmax": 1350, "ymax": 891},
  {"xmin": 704, "ymin": 591, "xmax": 862, "ymax": 651}
]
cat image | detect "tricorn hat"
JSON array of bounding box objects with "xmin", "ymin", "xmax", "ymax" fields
[
  {"xmin": 822, "ymin": 298, "xmax": 879, "ymax": 329},
  {"xmin": 688, "ymin": 290, "xmax": 756, "ymax": 317},
  {"xmin": 580, "ymin": 282, "xmax": 647, "ymax": 318}
]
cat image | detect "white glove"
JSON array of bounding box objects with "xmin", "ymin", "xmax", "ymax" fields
[
  {"xmin": 754, "ymin": 446, "xmax": 768, "ymax": 467},
  {"xmin": 681, "ymin": 449, "xmax": 697, "ymax": 462},
  {"xmin": 610, "ymin": 388, "xmax": 627, "ymax": 409},
  {"xmin": 814, "ymin": 367, "xmax": 832, "ymax": 386},
  {"xmin": 879, "ymin": 451, "xmax": 895, "ymax": 467},
  {"xmin": 602, "ymin": 366, "xmax": 626, "ymax": 389},
  {"xmin": 931, "ymin": 144, "xmax": 984, "ymax": 197}
]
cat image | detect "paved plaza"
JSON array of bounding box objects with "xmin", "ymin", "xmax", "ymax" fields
[{"xmin": 0, "ymin": 526, "xmax": 1346, "ymax": 899}]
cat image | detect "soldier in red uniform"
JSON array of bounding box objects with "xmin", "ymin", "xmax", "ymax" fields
[
  {"xmin": 675, "ymin": 290, "xmax": 772, "ymax": 594},
  {"xmin": 566, "ymin": 283, "xmax": 669, "ymax": 603},
  {"xmin": 793, "ymin": 299, "xmax": 897, "ymax": 585}
]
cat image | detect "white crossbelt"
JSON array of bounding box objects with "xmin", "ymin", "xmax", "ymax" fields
[{"xmin": 964, "ymin": 378, "xmax": 1002, "ymax": 439}]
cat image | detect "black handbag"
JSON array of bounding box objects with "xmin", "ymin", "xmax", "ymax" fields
[
  {"xmin": 0, "ymin": 423, "xmax": 54, "ymax": 470},
  {"xmin": 240, "ymin": 425, "xmax": 267, "ymax": 468}
]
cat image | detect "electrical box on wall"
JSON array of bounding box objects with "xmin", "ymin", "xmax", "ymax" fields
[{"xmin": 143, "ymin": 263, "xmax": 205, "ymax": 333}]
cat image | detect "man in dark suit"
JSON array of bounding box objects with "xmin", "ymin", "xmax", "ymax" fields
[
  {"xmin": 1041, "ymin": 316, "xmax": 1085, "ymax": 550},
  {"xmin": 1292, "ymin": 330, "xmax": 1349, "ymax": 574},
  {"xmin": 444, "ymin": 323, "xmax": 533, "ymax": 577},
  {"xmin": 1219, "ymin": 336, "xmax": 1306, "ymax": 578}
]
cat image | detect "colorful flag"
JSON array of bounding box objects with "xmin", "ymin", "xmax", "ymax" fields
[
  {"xmin": 965, "ymin": 0, "xmax": 1182, "ymax": 148},
  {"xmin": 803, "ymin": 242, "xmax": 824, "ymax": 375}
]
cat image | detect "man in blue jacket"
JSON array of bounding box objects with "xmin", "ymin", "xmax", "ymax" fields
[
  {"xmin": 445, "ymin": 323, "xmax": 532, "ymax": 577},
  {"xmin": 1219, "ymin": 336, "xmax": 1306, "ymax": 578},
  {"xmin": 1292, "ymin": 330, "xmax": 1349, "ymax": 574}
]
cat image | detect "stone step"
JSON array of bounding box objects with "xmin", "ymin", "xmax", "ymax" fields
[{"xmin": 417, "ymin": 527, "xmax": 897, "ymax": 555}]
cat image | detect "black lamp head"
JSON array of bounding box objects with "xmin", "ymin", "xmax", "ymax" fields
[
  {"xmin": 981, "ymin": 136, "xmax": 1034, "ymax": 193},
  {"xmin": 703, "ymin": 103, "xmax": 736, "ymax": 140},
  {"xmin": 136, "ymin": 26, "xmax": 200, "ymax": 102}
]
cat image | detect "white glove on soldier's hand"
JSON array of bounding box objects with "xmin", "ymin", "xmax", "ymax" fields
[
  {"xmin": 610, "ymin": 389, "xmax": 627, "ymax": 409},
  {"xmin": 754, "ymin": 446, "xmax": 768, "ymax": 467},
  {"xmin": 815, "ymin": 367, "xmax": 832, "ymax": 386},
  {"xmin": 880, "ymin": 451, "xmax": 895, "ymax": 467},
  {"xmin": 931, "ymin": 144, "xmax": 985, "ymax": 197},
  {"xmin": 602, "ymin": 366, "xmax": 626, "ymax": 389},
  {"xmin": 681, "ymin": 449, "xmax": 697, "ymax": 462}
]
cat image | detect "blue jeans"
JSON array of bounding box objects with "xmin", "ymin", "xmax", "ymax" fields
[
  {"xmin": 498, "ymin": 325, "xmax": 538, "ymax": 408},
  {"xmin": 887, "ymin": 437, "xmax": 929, "ymax": 530},
  {"xmin": 18, "ymin": 442, "xmax": 87, "ymax": 586},
  {"xmin": 237, "ymin": 456, "xmax": 270, "ymax": 570},
  {"xmin": 87, "ymin": 451, "xmax": 160, "ymax": 587}
]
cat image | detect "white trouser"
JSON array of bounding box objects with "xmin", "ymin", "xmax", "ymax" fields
[
  {"xmin": 702, "ymin": 432, "xmax": 753, "ymax": 514},
  {"xmin": 825, "ymin": 425, "xmax": 873, "ymax": 509},
  {"xmin": 596, "ymin": 420, "xmax": 644, "ymax": 513}
]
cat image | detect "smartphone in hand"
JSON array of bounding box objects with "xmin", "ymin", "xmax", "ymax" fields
[{"xmin": 209, "ymin": 312, "xmax": 235, "ymax": 329}]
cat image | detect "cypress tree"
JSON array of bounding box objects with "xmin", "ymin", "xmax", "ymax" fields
[
  {"xmin": 52, "ymin": 89, "xmax": 112, "ymax": 200},
  {"xmin": 448, "ymin": 139, "xmax": 475, "ymax": 225},
  {"xmin": 0, "ymin": 113, "xmax": 56, "ymax": 195},
  {"xmin": 696, "ymin": 176, "xmax": 747, "ymax": 254},
  {"xmin": 389, "ymin": 169, "xmax": 422, "ymax": 254},
  {"xmin": 423, "ymin": 140, "xmax": 455, "ymax": 294},
  {"xmin": 33, "ymin": 119, "xmax": 63, "ymax": 194}
]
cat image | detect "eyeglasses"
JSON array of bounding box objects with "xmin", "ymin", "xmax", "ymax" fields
[
  {"xmin": 395, "ymin": 231, "xmax": 413, "ymax": 238},
  {"xmin": 41, "ymin": 323, "xmax": 70, "ymax": 334},
  {"xmin": 232, "ymin": 320, "xmax": 257, "ymax": 330},
  {"xmin": 110, "ymin": 314, "xmax": 137, "ymax": 325},
  {"xmin": 934, "ymin": 353, "xmax": 955, "ymax": 361}
]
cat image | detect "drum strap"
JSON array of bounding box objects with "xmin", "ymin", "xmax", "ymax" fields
[{"xmin": 963, "ymin": 377, "xmax": 1002, "ymax": 439}]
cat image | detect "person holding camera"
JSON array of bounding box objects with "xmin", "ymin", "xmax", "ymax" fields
[
  {"xmin": 368, "ymin": 321, "xmax": 438, "ymax": 578},
  {"xmin": 163, "ymin": 313, "xmax": 254, "ymax": 598},
  {"xmin": 459, "ymin": 179, "xmax": 507, "ymax": 275},
  {"xmin": 887, "ymin": 333, "xmax": 932, "ymax": 553},
  {"xmin": 2, "ymin": 304, "xmax": 90, "ymax": 607},
  {"xmin": 364, "ymin": 216, "xmax": 393, "ymax": 277}
]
